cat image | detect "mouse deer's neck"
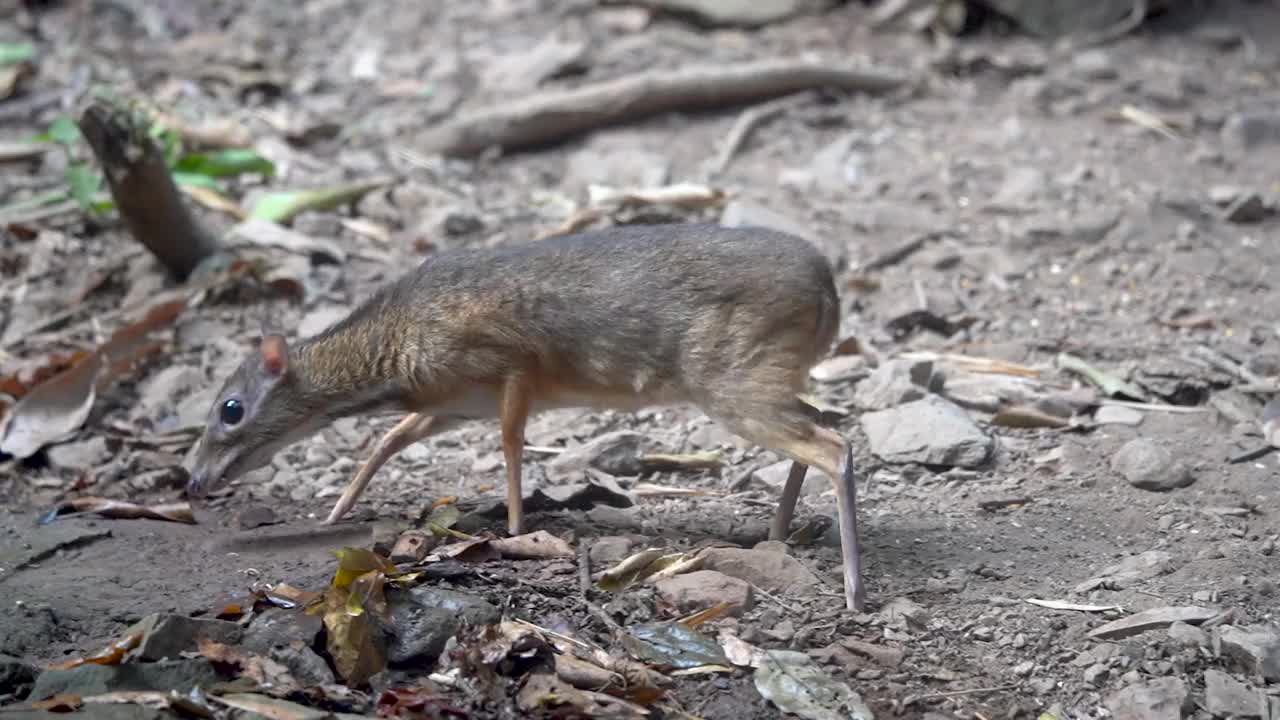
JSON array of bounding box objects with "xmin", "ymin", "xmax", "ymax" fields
[{"xmin": 291, "ymin": 312, "xmax": 408, "ymax": 419}]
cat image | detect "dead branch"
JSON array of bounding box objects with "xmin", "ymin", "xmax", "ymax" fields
[
  {"xmin": 77, "ymin": 101, "xmax": 222, "ymax": 281},
  {"xmin": 417, "ymin": 58, "xmax": 911, "ymax": 157}
]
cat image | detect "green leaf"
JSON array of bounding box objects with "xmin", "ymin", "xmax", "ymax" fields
[
  {"xmin": 0, "ymin": 42, "xmax": 35, "ymax": 67},
  {"xmin": 171, "ymin": 171, "xmax": 224, "ymax": 191},
  {"xmin": 66, "ymin": 164, "xmax": 102, "ymax": 211},
  {"xmin": 36, "ymin": 116, "xmax": 80, "ymax": 147},
  {"xmin": 249, "ymin": 178, "xmax": 392, "ymax": 224},
  {"xmin": 149, "ymin": 124, "xmax": 183, "ymax": 167},
  {"xmin": 174, "ymin": 148, "xmax": 274, "ymax": 178}
]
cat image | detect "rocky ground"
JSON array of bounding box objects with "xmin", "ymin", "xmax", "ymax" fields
[{"xmin": 1, "ymin": 1, "xmax": 1280, "ymax": 718}]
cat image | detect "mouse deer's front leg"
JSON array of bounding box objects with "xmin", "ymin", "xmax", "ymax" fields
[{"xmin": 325, "ymin": 413, "xmax": 447, "ymax": 524}]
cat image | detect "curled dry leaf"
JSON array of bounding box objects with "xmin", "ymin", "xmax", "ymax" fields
[
  {"xmin": 624, "ymin": 621, "xmax": 730, "ymax": 671},
  {"xmin": 47, "ymin": 631, "xmax": 143, "ymax": 670},
  {"xmin": 432, "ymin": 534, "xmax": 501, "ymax": 563},
  {"xmin": 30, "ymin": 694, "xmax": 83, "ymax": 712},
  {"xmin": 636, "ymin": 450, "xmax": 723, "ymax": 472},
  {"xmin": 490, "ymin": 529, "xmax": 575, "ymax": 560},
  {"xmin": 517, "ymin": 672, "xmax": 651, "ymax": 718},
  {"xmin": 754, "ymin": 649, "xmax": 874, "ymax": 720},
  {"xmin": 46, "ymin": 497, "xmax": 196, "ymax": 524},
  {"xmin": 313, "ymin": 546, "xmax": 395, "ymax": 686},
  {"xmin": 197, "ymin": 638, "xmax": 300, "ymax": 693},
  {"xmin": 0, "ymin": 297, "xmax": 188, "ymax": 459},
  {"xmin": 586, "ymin": 182, "xmax": 726, "ymax": 210},
  {"xmin": 212, "ymin": 693, "xmax": 328, "ymax": 720},
  {"xmin": 0, "ymin": 352, "xmax": 101, "ymax": 459},
  {"xmin": 597, "ymin": 548, "xmax": 665, "ymax": 591},
  {"xmin": 375, "ymin": 685, "xmax": 469, "ymax": 718},
  {"xmin": 991, "ymin": 404, "xmax": 1071, "ymax": 429}
]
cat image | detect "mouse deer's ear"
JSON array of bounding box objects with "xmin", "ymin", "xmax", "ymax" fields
[{"xmin": 260, "ymin": 334, "xmax": 290, "ymax": 377}]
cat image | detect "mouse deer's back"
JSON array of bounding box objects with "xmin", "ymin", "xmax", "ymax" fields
[{"xmin": 382, "ymin": 223, "xmax": 841, "ymax": 410}]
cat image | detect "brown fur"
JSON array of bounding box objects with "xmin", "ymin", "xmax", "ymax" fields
[{"xmin": 187, "ymin": 222, "xmax": 866, "ymax": 609}]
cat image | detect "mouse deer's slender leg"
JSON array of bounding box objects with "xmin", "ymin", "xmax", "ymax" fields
[
  {"xmin": 324, "ymin": 412, "xmax": 442, "ymax": 524},
  {"xmin": 770, "ymin": 462, "xmax": 809, "ymax": 541},
  {"xmin": 499, "ymin": 375, "xmax": 532, "ymax": 536},
  {"xmin": 710, "ymin": 402, "xmax": 864, "ymax": 611}
]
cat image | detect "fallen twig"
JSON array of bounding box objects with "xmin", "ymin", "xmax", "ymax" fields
[
  {"xmin": 418, "ymin": 58, "xmax": 910, "ymax": 157},
  {"xmin": 710, "ymin": 91, "xmax": 813, "ymax": 177}
]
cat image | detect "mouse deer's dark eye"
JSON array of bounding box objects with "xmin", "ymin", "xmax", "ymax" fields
[{"xmin": 220, "ymin": 398, "xmax": 245, "ymax": 426}]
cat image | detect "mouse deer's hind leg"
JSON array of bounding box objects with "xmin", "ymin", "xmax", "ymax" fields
[
  {"xmin": 770, "ymin": 461, "xmax": 809, "ymax": 541},
  {"xmin": 499, "ymin": 375, "xmax": 532, "ymax": 536},
  {"xmin": 325, "ymin": 413, "xmax": 443, "ymax": 524},
  {"xmin": 708, "ymin": 397, "xmax": 864, "ymax": 611}
]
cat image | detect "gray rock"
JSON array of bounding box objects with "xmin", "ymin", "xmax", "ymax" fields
[
  {"xmin": 751, "ymin": 460, "xmax": 827, "ymax": 498},
  {"xmin": 126, "ymin": 613, "xmax": 243, "ymax": 662},
  {"xmin": 1167, "ymin": 622, "xmax": 1209, "ymax": 649},
  {"xmin": 808, "ymin": 355, "xmax": 868, "ymax": 384},
  {"xmin": 549, "ymin": 431, "xmax": 645, "ymax": 477},
  {"xmin": 983, "ymin": 0, "xmax": 1140, "ymax": 37},
  {"xmin": 484, "ymin": 34, "xmax": 588, "ymax": 93},
  {"xmin": 1013, "ymin": 208, "xmax": 1121, "ymax": 247},
  {"xmin": 1222, "ymin": 109, "xmax": 1280, "ymax": 153},
  {"xmin": 655, "ymin": 570, "xmax": 752, "ymax": 616},
  {"xmin": 1071, "ymin": 49, "xmax": 1118, "ymax": 80},
  {"xmin": 1203, "ymin": 669, "xmax": 1261, "ymax": 718},
  {"xmin": 1217, "ymin": 625, "xmax": 1280, "ymax": 681},
  {"xmin": 297, "ymin": 306, "xmax": 349, "ymax": 338},
  {"xmin": 854, "ymin": 358, "xmax": 937, "ymax": 411},
  {"xmin": 1111, "ymin": 439, "xmax": 1194, "ymax": 492},
  {"xmin": 3, "ymin": 708, "xmax": 170, "ymax": 720},
  {"xmin": 45, "ymin": 436, "xmax": 110, "ymax": 470},
  {"xmin": 29, "ymin": 658, "xmax": 219, "ymax": 701},
  {"xmin": 988, "ymin": 166, "xmax": 1048, "ymax": 210},
  {"xmin": 386, "ymin": 587, "xmax": 500, "ymax": 665},
  {"xmin": 719, "ymin": 200, "xmax": 827, "ymax": 263},
  {"xmin": 1095, "ymin": 404, "xmax": 1144, "ymax": 426},
  {"xmin": 585, "ymin": 505, "xmax": 643, "ymax": 531},
  {"xmin": 0, "ymin": 653, "xmax": 36, "ymax": 697},
  {"xmin": 700, "ymin": 547, "xmax": 819, "ymax": 595},
  {"xmin": 860, "ymin": 395, "xmax": 994, "ymax": 468},
  {"xmin": 1104, "ymin": 677, "xmax": 1190, "ymax": 720},
  {"xmin": 1088, "ymin": 606, "xmax": 1216, "ymax": 640},
  {"xmin": 587, "ymin": 536, "xmax": 635, "ymax": 565},
  {"xmin": 242, "ymin": 608, "xmax": 332, "ymax": 686},
  {"xmin": 1222, "ymin": 193, "xmax": 1270, "ymax": 224},
  {"xmin": 565, "ymin": 144, "xmax": 669, "ymax": 192},
  {"xmin": 643, "ymin": 0, "xmax": 836, "ymax": 28},
  {"xmin": 137, "ymin": 366, "xmax": 204, "ymax": 420}
]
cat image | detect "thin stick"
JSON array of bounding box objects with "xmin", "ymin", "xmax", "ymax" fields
[
  {"xmin": 710, "ymin": 91, "xmax": 812, "ymax": 176},
  {"xmin": 903, "ymin": 683, "xmax": 1021, "ymax": 707},
  {"xmin": 418, "ymin": 58, "xmax": 909, "ymax": 157},
  {"xmin": 1098, "ymin": 399, "xmax": 1208, "ymax": 414},
  {"xmin": 577, "ymin": 542, "xmax": 592, "ymax": 598}
]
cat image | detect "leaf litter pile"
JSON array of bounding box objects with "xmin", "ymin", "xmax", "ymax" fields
[{"xmin": 16, "ymin": 512, "xmax": 877, "ymax": 720}]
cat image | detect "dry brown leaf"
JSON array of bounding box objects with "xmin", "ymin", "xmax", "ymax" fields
[
  {"xmin": 30, "ymin": 693, "xmax": 82, "ymax": 711},
  {"xmin": 179, "ymin": 183, "xmax": 248, "ymax": 219},
  {"xmin": 517, "ymin": 672, "xmax": 651, "ymax": 717},
  {"xmin": 0, "ymin": 353, "xmax": 102, "ymax": 459},
  {"xmin": 197, "ymin": 638, "xmax": 300, "ymax": 692},
  {"xmin": 490, "ymin": 530, "xmax": 575, "ymax": 559},
  {"xmin": 212, "ymin": 693, "xmax": 324, "ymax": 720},
  {"xmin": 433, "ymin": 535, "xmax": 501, "ymax": 563},
  {"xmin": 321, "ymin": 567, "xmax": 389, "ymax": 686},
  {"xmin": 991, "ymin": 404, "xmax": 1070, "ymax": 429},
  {"xmin": 47, "ymin": 631, "xmax": 143, "ymax": 670},
  {"xmin": 637, "ymin": 451, "xmax": 723, "ymax": 472},
  {"xmin": 0, "ymin": 296, "xmax": 189, "ymax": 459}
]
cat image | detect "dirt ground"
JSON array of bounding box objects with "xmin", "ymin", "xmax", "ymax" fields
[{"xmin": 2, "ymin": 1, "xmax": 1279, "ymax": 718}]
